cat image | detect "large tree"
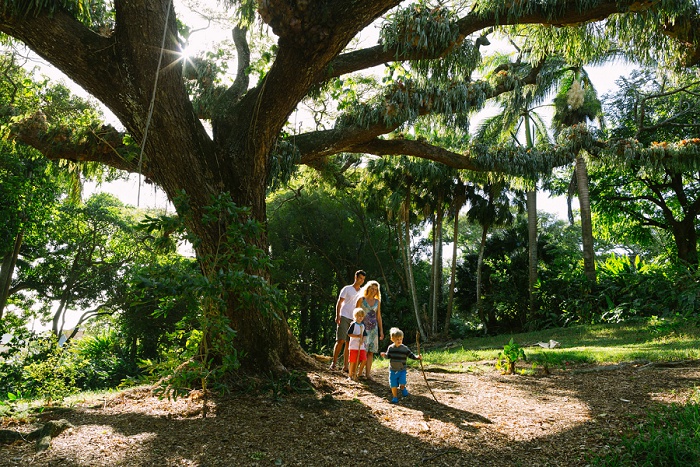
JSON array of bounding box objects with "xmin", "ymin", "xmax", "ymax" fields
[
  {"xmin": 592, "ymin": 69, "xmax": 700, "ymax": 268},
  {"xmin": 3, "ymin": 0, "xmax": 700, "ymax": 371},
  {"xmin": 552, "ymin": 69, "xmax": 604, "ymax": 283}
]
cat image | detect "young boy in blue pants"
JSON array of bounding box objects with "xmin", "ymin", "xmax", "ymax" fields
[{"xmin": 380, "ymin": 327, "xmax": 421, "ymax": 403}]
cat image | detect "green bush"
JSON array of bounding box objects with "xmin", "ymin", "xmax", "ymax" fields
[
  {"xmin": 495, "ymin": 338, "xmax": 526, "ymax": 375},
  {"xmin": 21, "ymin": 335, "xmax": 78, "ymax": 403},
  {"xmin": 68, "ymin": 331, "xmax": 139, "ymax": 390}
]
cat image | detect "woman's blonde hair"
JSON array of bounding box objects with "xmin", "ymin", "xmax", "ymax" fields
[{"xmin": 360, "ymin": 280, "xmax": 381, "ymax": 301}]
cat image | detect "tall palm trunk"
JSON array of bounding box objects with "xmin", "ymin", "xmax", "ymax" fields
[
  {"xmin": 526, "ymin": 190, "xmax": 538, "ymax": 319},
  {"xmin": 576, "ymin": 154, "xmax": 596, "ymax": 283},
  {"xmin": 443, "ymin": 194, "xmax": 465, "ymax": 338},
  {"xmin": 476, "ymin": 223, "xmax": 490, "ymax": 335},
  {"xmin": 401, "ymin": 193, "xmax": 426, "ymax": 340},
  {"xmin": 431, "ymin": 199, "xmax": 444, "ymax": 335},
  {"xmin": 523, "ymin": 113, "xmax": 539, "ymax": 320}
]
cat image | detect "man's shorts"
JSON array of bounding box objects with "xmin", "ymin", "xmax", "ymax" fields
[
  {"xmin": 335, "ymin": 316, "xmax": 353, "ymax": 341},
  {"xmin": 389, "ymin": 369, "xmax": 407, "ymax": 388},
  {"xmin": 349, "ymin": 349, "xmax": 367, "ymax": 363},
  {"xmin": 364, "ymin": 327, "xmax": 379, "ymax": 353}
]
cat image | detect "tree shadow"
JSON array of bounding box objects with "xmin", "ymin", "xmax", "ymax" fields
[
  {"xmin": 359, "ymin": 370, "xmax": 492, "ymax": 430},
  {"xmin": 3, "ymin": 364, "xmax": 700, "ymax": 466}
]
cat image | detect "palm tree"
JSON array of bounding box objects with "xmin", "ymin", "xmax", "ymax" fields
[
  {"xmin": 474, "ymin": 52, "xmax": 554, "ymax": 320},
  {"xmin": 552, "ymin": 70, "xmax": 604, "ymax": 284}
]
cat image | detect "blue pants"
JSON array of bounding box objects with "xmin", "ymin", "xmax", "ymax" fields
[{"xmin": 389, "ymin": 369, "xmax": 407, "ymax": 388}]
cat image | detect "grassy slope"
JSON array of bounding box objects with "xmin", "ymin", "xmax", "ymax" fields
[{"xmin": 417, "ymin": 319, "xmax": 700, "ymax": 368}]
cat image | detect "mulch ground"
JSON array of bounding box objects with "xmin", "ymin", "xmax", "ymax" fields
[{"xmin": 2, "ymin": 359, "xmax": 700, "ymax": 466}]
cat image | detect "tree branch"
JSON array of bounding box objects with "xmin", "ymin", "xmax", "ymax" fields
[
  {"xmin": 636, "ymin": 81, "xmax": 700, "ymax": 137},
  {"xmin": 296, "ymin": 60, "xmax": 544, "ymax": 166},
  {"xmin": 325, "ymin": 0, "xmax": 647, "ymax": 80},
  {"xmin": 345, "ymin": 138, "xmax": 480, "ymax": 170},
  {"xmin": 68, "ymin": 304, "xmax": 115, "ymax": 341},
  {"xmin": 227, "ymin": 26, "xmax": 250, "ymax": 102},
  {"xmin": 8, "ymin": 112, "xmax": 143, "ymax": 175},
  {"xmin": 0, "ymin": 7, "xmax": 123, "ymax": 114}
]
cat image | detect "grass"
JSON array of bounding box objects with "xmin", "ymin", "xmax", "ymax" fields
[
  {"xmin": 414, "ymin": 318, "xmax": 700, "ymax": 369},
  {"xmin": 589, "ymin": 388, "xmax": 700, "ymax": 466}
]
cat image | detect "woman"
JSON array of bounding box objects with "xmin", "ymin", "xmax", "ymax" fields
[{"xmin": 355, "ymin": 280, "xmax": 384, "ymax": 380}]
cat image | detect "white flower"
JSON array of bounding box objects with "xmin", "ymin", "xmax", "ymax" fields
[{"xmin": 567, "ymin": 80, "xmax": 585, "ymax": 109}]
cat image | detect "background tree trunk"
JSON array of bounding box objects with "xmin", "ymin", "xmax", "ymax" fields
[
  {"xmin": 527, "ymin": 190, "xmax": 538, "ymax": 320},
  {"xmin": 576, "ymin": 155, "xmax": 596, "ymax": 284},
  {"xmin": 524, "ymin": 114, "xmax": 539, "ymax": 321},
  {"xmin": 476, "ymin": 224, "xmax": 489, "ymax": 335},
  {"xmin": 672, "ymin": 219, "xmax": 699, "ymax": 269},
  {"xmin": 443, "ymin": 197, "xmax": 463, "ymax": 338},
  {"xmin": 402, "ymin": 194, "xmax": 426, "ymax": 340},
  {"xmin": 431, "ymin": 200, "xmax": 444, "ymax": 335}
]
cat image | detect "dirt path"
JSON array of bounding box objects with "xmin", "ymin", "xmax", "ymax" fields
[{"xmin": 3, "ymin": 361, "xmax": 700, "ymax": 466}]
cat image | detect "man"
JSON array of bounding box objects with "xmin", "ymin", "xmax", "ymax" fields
[{"xmin": 330, "ymin": 269, "xmax": 366, "ymax": 372}]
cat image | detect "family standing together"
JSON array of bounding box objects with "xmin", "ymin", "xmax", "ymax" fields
[{"xmin": 329, "ymin": 270, "xmax": 421, "ymax": 403}]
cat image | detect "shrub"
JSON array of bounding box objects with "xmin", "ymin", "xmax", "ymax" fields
[
  {"xmin": 496, "ymin": 338, "xmax": 526, "ymax": 375},
  {"xmin": 67, "ymin": 331, "xmax": 139, "ymax": 390}
]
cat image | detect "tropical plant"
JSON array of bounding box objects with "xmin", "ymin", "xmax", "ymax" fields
[{"xmin": 496, "ymin": 338, "xmax": 526, "ymax": 375}]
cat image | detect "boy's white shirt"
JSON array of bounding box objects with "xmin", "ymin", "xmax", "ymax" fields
[{"xmin": 347, "ymin": 322, "xmax": 366, "ymax": 350}]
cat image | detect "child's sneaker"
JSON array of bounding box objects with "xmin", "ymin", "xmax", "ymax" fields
[
  {"xmin": 390, "ymin": 397, "xmax": 399, "ymax": 404},
  {"xmin": 401, "ymin": 388, "xmax": 409, "ymax": 397}
]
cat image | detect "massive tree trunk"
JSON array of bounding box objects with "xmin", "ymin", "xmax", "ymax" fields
[
  {"xmin": 0, "ymin": 229, "xmax": 23, "ymax": 319},
  {"xmin": 0, "ymin": 2, "xmax": 329, "ymax": 371}
]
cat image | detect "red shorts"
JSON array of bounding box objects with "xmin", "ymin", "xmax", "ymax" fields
[{"xmin": 348, "ymin": 349, "xmax": 367, "ymax": 363}]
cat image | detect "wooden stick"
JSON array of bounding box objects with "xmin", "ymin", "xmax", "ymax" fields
[
  {"xmin": 416, "ymin": 331, "xmax": 438, "ymax": 403},
  {"xmin": 357, "ymin": 324, "xmax": 365, "ymax": 378}
]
